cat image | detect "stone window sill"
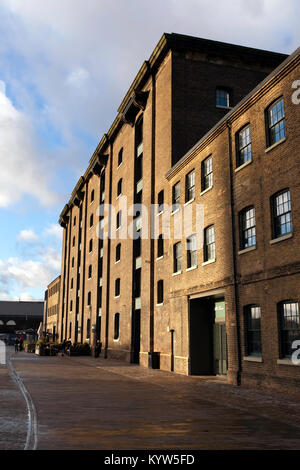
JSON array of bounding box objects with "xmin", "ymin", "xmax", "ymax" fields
[
  {"xmin": 216, "ymin": 105, "xmax": 232, "ymax": 110},
  {"xmin": 238, "ymin": 245, "xmax": 257, "ymax": 255},
  {"xmin": 184, "ymin": 198, "xmax": 195, "ymax": 207},
  {"xmin": 244, "ymin": 356, "xmax": 263, "ymax": 363},
  {"xmin": 156, "ymin": 256, "xmax": 164, "ymax": 261},
  {"xmin": 270, "ymin": 233, "xmax": 293, "ymax": 245},
  {"xmin": 156, "ymin": 303, "xmax": 164, "ymax": 307},
  {"xmin": 186, "ymin": 265, "xmax": 197, "ymax": 272},
  {"xmin": 171, "ymin": 208, "xmax": 180, "ymax": 216},
  {"xmin": 202, "ymin": 259, "xmax": 216, "ymax": 267},
  {"xmin": 265, "ymin": 137, "xmax": 286, "ymax": 154},
  {"xmin": 200, "ymin": 186, "xmax": 213, "ymax": 197},
  {"xmin": 277, "ymin": 358, "xmax": 299, "ymax": 367},
  {"xmin": 235, "ymin": 159, "xmax": 253, "ymax": 173},
  {"xmin": 172, "ymin": 271, "xmax": 182, "ymax": 277}
]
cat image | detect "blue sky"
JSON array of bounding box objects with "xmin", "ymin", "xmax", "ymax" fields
[{"xmin": 0, "ymin": 0, "xmax": 299, "ymax": 300}]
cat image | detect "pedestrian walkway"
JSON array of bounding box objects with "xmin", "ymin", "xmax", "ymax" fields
[{"xmin": 2, "ymin": 349, "xmax": 300, "ymax": 450}]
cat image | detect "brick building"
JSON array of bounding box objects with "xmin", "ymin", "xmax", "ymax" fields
[
  {"xmin": 44, "ymin": 275, "xmax": 61, "ymax": 340},
  {"xmin": 57, "ymin": 33, "xmax": 300, "ymax": 392}
]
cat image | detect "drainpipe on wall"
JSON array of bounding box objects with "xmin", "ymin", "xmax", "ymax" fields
[
  {"xmin": 149, "ymin": 64, "xmax": 156, "ymax": 357},
  {"xmin": 64, "ymin": 206, "xmax": 73, "ymax": 340},
  {"xmin": 104, "ymin": 136, "xmax": 113, "ymax": 359},
  {"xmin": 226, "ymin": 120, "xmax": 242, "ymax": 386},
  {"xmin": 80, "ymin": 181, "xmax": 89, "ymax": 344}
]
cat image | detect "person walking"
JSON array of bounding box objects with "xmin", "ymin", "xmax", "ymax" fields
[
  {"xmin": 14, "ymin": 337, "xmax": 19, "ymax": 353},
  {"xmin": 61, "ymin": 339, "xmax": 66, "ymax": 357}
]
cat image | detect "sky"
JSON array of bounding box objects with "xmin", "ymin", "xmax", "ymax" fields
[{"xmin": 0, "ymin": 0, "xmax": 299, "ymax": 301}]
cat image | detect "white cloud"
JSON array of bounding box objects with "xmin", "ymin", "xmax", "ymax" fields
[
  {"xmin": 0, "ymin": 248, "xmax": 61, "ymax": 292},
  {"xmin": 43, "ymin": 224, "xmax": 63, "ymax": 241},
  {"xmin": 66, "ymin": 67, "xmax": 90, "ymax": 88},
  {"xmin": 0, "ymin": 85, "xmax": 58, "ymax": 207},
  {"xmin": 17, "ymin": 229, "xmax": 39, "ymax": 242}
]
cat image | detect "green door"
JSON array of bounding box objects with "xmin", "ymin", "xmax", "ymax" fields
[{"xmin": 213, "ymin": 323, "xmax": 227, "ymax": 375}]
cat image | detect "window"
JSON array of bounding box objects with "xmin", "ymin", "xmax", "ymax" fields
[
  {"xmin": 70, "ymin": 300, "xmax": 73, "ymax": 312},
  {"xmin": 89, "ymin": 239, "xmax": 93, "ymax": 253},
  {"xmin": 204, "ymin": 226, "xmax": 215, "ymax": 262},
  {"xmin": 116, "ymin": 211, "xmax": 122, "ymax": 229},
  {"xmin": 157, "ymin": 234, "xmax": 164, "ymax": 258},
  {"xmin": 134, "ymin": 268, "xmax": 141, "ymax": 298},
  {"xmin": 115, "ymin": 278, "xmax": 120, "ymax": 297},
  {"xmin": 244, "ymin": 305, "xmax": 262, "ymax": 357},
  {"xmin": 71, "ymin": 257, "xmax": 75, "ymax": 268},
  {"xmin": 173, "ymin": 242, "xmax": 182, "ymax": 273},
  {"xmin": 116, "ymin": 243, "xmax": 121, "ymax": 262},
  {"xmin": 271, "ymin": 189, "xmax": 292, "ymax": 239},
  {"xmin": 135, "ymin": 117, "xmax": 143, "ymax": 181},
  {"xmin": 240, "ymin": 207, "xmax": 256, "ymax": 249},
  {"xmin": 118, "ymin": 148, "xmax": 123, "ymax": 166},
  {"xmin": 114, "ymin": 313, "xmax": 120, "ymax": 340},
  {"xmin": 73, "ymin": 216, "xmax": 76, "ymax": 226},
  {"xmin": 278, "ymin": 301, "xmax": 300, "ymax": 358},
  {"xmin": 201, "ymin": 156, "xmax": 213, "ymax": 191},
  {"xmin": 187, "ymin": 234, "xmax": 197, "ymax": 268},
  {"xmin": 157, "ymin": 280, "xmax": 164, "ymax": 305},
  {"xmin": 158, "ymin": 190, "xmax": 164, "ymax": 214},
  {"xmin": 87, "ymin": 292, "xmax": 91, "ymax": 306},
  {"xmin": 172, "ymin": 182, "xmax": 180, "ymax": 212},
  {"xmin": 237, "ymin": 125, "xmax": 252, "ymax": 167},
  {"xmin": 216, "ymin": 88, "xmax": 230, "ymax": 108},
  {"xmin": 91, "ymin": 189, "xmax": 95, "ymax": 203},
  {"xmin": 185, "ymin": 170, "xmax": 195, "ymax": 202},
  {"xmin": 70, "ymin": 278, "xmax": 74, "ymax": 290},
  {"xmin": 69, "ymin": 322, "xmax": 72, "ymax": 339},
  {"xmin": 90, "ymin": 214, "xmax": 94, "ymax": 228},
  {"xmin": 86, "ymin": 318, "xmax": 91, "ymax": 339},
  {"xmin": 266, "ymin": 98, "xmax": 286, "ymax": 147},
  {"xmin": 72, "ymin": 236, "xmax": 75, "ymax": 247},
  {"xmin": 117, "ymin": 179, "xmax": 122, "ymax": 197},
  {"xmin": 88, "ymin": 265, "xmax": 92, "ymax": 279}
]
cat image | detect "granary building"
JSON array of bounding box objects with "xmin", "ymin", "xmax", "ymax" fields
[{"xmin": 57, "ymin": 33, "xmax": 300, "ymax": 392}]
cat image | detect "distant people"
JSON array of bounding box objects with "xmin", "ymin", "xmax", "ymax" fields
[
  {"xmin": 14, "ymin": 337, "xmax": 19, "ymax": 353},
  {"xmin": 19, "ymin": 338, "xmax": 24, "ymax": 352},
  {"xmin": 95, "ymin": 340, "xmax": 102, "ymax": 358},
  {"xmin": 61, "ymin": 340, "xmax": 66, "ymax": 357}
]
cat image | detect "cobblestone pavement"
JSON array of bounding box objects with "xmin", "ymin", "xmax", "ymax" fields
[{"xmin": 2, "ymin": 347, "xmax": 300, "ymax": 450}]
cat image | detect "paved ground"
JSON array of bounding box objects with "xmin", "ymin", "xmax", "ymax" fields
[{"xmin": 2, "ymin": 346, "xmax": 300, "ymax": 450}]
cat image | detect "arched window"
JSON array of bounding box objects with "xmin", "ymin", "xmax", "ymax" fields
[
  {"xmin": 116, "ymin": 243, "xmax": 121, "ymax": 262},
  {"xmin": 244, "ymin": 305, "xmax": 262, "ymax": 357},
  {"xmin": 278, "ymin": 301, "xmax": 299, "ymax": 358},
  {"xmin": 118, "ymin": 148, "xmax": 123, "ymax": 167},
  {"xmin": 86, "ymin": 318, "xmax": 91, "ymax": 339},
  {"xmin": 157, "ymin": 280, "xmax": 164, "ymax": 305},
  {"xmin": 6, "ymin": 320, "xmax": 16, "ymax": 326},
  {"xmin": 115, "ymin": 278, "xmax": 120, "ymax": 297},
  {"xmin": 117, "ymin": 178, "xmax": 122, "ymax": 197},
  {"xmin": 114, "ymin": 313, "xmax": 120, "ymax": 340}
]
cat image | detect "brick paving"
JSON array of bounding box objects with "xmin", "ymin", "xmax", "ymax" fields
[{"xmin": 2, "ymin": 348, "xmax": 300, "ymax": 450}]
